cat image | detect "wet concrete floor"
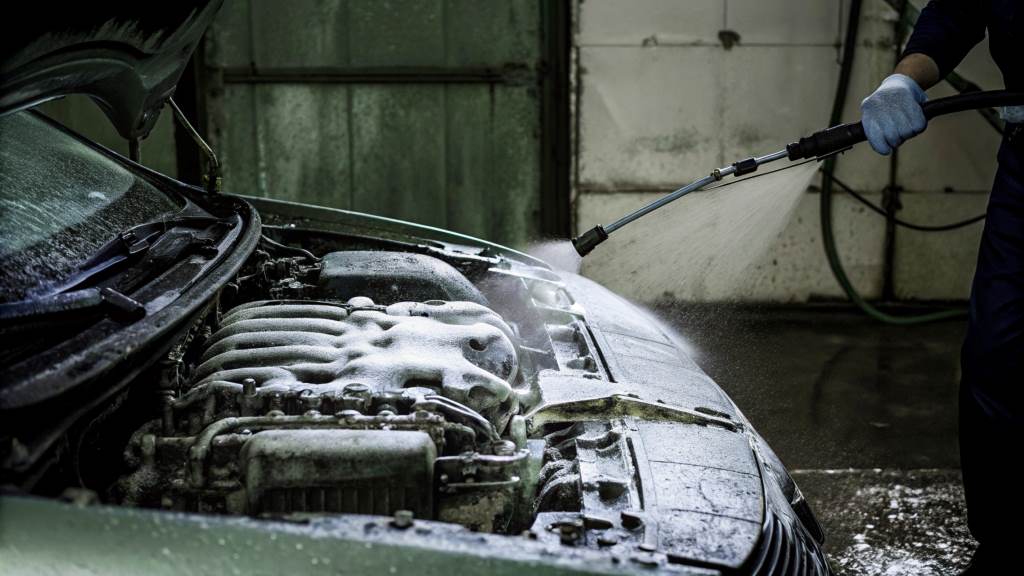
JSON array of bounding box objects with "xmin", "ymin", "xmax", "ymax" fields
[{"xmin": 657, "ymin": 304, "xmax": 972, "ymax": 575}]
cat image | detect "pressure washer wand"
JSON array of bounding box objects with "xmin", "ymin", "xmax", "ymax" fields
[
  {"xmin": 572, "ymin": 90, "xmax": 1024, "ymax": 257},
  {"xmin": 572, "ymin": 148, "xmax": 793, "ymax": 256}
]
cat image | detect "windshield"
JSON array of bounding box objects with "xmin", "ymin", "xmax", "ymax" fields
[{"xmin": 0, "ymin": 111, "xmax": 183, "ymax": 303}]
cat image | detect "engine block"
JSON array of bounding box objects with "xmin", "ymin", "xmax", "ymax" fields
[
  {"xmin": 118, "ymin": 297, "xmax": 539, "ymax": 532},
  {"xmin": 193, "ymin": 297, "xmax": 520, "ymax": 425}
]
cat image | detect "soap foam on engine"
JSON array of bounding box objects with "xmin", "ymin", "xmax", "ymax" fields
[{"xmin": 573, "ymin": 163, "xmax": 819, "ymax": 301}]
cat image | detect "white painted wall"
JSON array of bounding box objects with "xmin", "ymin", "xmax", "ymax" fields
[{"xmin": 573, "ymin": 0, "xmax": 1004, "ymax": 303}]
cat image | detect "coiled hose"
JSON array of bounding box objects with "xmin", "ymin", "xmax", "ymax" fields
[{"xmin": 822, "ymin": 0, "xmax": 1024, "ymax": 324}]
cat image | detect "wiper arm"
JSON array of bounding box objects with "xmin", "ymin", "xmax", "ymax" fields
[
  {"xmin": 0, "ymin": 287, "xmax": 146, "ymax": 325},
  {"xmin": 1, "ymin": 216, "xmax": 233, "ymax": 326},
  {"xmin": 51, "ymin": 216, "xmax": 233, "ymax": 294}
]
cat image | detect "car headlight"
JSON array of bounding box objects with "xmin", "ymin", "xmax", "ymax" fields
[{"xmin": 747, "ymin": 433, "xmax": 832, "ymax": 575}]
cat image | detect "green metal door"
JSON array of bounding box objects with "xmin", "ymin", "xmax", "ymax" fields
[{"xmin": 200, "ymin": 0, "xmax": 567, "ymax": 248}]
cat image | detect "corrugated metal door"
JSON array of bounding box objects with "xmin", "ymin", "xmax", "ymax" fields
[{"xmin": 201, "ymin": 0, "xmax": 564, "ymax": 247}]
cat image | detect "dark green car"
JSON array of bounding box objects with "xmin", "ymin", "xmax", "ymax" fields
[{"xmin": 0, "ymin": 3, "xmax": 829, "ymax": 575}]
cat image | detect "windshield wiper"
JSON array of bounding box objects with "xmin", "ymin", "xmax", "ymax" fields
[
  {"xmin": 0, "ymin": 287, "xmax": 145, "ymax": 325},
  {"xmin": 50, "ymin": 215, "xmax": 233, "ymax": 295},
  {"xmin": 0, "ymin": 215, "xmax": 234, "ymax": 326}
]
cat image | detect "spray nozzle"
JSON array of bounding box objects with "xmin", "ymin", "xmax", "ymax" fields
[{"xmin": 572, "ymin": 225, "xmax": 608, "ymax": 257}]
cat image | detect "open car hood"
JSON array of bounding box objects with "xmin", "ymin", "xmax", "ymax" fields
[{"xmin": 0, "ymin": 1, "xmax": 222, "ymax": 139}]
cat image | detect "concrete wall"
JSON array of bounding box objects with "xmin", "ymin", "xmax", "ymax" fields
[{"xmin": 573, "ymin": 0, "xmax": 1004, "ymax": 303}]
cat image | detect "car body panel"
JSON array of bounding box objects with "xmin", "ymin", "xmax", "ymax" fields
[
  {"xmin": 0, "ymin": 495, "xmax": 716, "ymax": 576},
  {"xmin": 241, "ymin": 194, "xmax": 547, "ymax": 268}
]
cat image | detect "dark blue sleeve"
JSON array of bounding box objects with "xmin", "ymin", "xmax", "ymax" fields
[{"xmin": 902, "ymin": 0, "xmax": 987, "ymax": 79}]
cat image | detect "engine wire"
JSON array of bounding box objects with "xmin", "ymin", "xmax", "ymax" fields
[{"xmin": 259, "ymin": 234, "xmax": 321, "ymax": 261}]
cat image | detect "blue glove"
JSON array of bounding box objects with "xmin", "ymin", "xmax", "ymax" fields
[{"xmin": 860, "ymin": 74, "xmax": 928, "ymax": 155}]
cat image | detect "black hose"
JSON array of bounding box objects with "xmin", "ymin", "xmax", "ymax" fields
[
  {"xmin": 788, "ymin": 90, "xmax": 1023, "ymax": 161},
  {"xmin": 824, "ymin": 173, "xmax": 986, "ymax": 232},
  {"xmin": 918, "ymin": 90, "xmax": 1024, "ymax": 118}
]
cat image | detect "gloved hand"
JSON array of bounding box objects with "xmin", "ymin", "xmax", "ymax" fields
[{"xmin": 860, "ymin": 73, "xmax": 928, "ymax": 155}]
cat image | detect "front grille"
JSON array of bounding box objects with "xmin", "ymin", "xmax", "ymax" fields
[{"xmin": 747, "ymin": 511, "xmax": 831, "ymax": 576}]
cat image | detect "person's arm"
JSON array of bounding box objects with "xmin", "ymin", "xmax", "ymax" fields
[
  {"xmin": 901, "ymin": 0, "xmax": 986, "ymax": 83},
  {"xmin": 860, "ymin": 0, "xmax": 986, "ymax": 155},
  {"xmin": 893, "ymin": 53, "xmax": 940, "ymax": 92}
]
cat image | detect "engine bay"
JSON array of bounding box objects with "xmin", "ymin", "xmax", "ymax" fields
[
  {"xmin": 0, "ymin": 216, "xmax": 827, "ymax": 569},
  {"xmin": 107, "ymin": 239, "xmax": 608, "ymax": 535},
  {"xmin": 1, "ymin": 222, "xmax": 830, "ymax": 572}
]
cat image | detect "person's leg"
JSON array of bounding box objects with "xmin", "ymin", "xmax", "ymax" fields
[{"xmin": 960, "ymin": 128, "xmax": 1024, "ymax": 566}]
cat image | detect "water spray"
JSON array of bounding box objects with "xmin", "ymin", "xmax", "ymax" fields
[{"xmin": 572, "ymin": 90, "xmax": 1024, "ymax": 258}]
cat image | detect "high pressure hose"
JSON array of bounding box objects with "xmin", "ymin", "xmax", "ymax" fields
[{"xmin": 573, "ymin": 0, "xmax": 1023, "ymax": 326}]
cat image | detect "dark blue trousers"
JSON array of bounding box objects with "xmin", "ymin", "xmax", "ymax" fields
[{"xmin": 961, "ymin": 125, "xmax": 1024, "ymax": 547}]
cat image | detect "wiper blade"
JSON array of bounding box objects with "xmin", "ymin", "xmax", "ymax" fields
[
  {"xmin": 0, "ymin": 287, "xmax": 145, "ymax": 325},
  {"xmin": 51, "ymin": 215, "xmax": 232, "ymax": 294}
]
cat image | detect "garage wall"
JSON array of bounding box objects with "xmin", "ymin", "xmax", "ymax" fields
[
  {"xmin": 574, "ymin": 0, "xmax": 1003, "ymax": 303},
  {"xmin": 201, "ymin": 0, "xmax": 564, "ymax": 249}
]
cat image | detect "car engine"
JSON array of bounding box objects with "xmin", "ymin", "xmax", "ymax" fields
[
  {"xmin": 113, "ymin": 247, "xmax": 569, "ymax": 533},
  {"xmin": 3, "ymin": 231, "xmax": 830, "ymax": 572}
]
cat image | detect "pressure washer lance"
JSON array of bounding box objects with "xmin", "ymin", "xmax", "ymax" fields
[{"xmin": 571, "ymin": 90, "xmax": 1024, "ymax": 257}]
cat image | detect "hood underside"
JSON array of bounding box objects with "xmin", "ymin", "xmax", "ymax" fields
[{"xmin": 0, "ymin": 1, "xmax": 222, "ymax": 139}]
